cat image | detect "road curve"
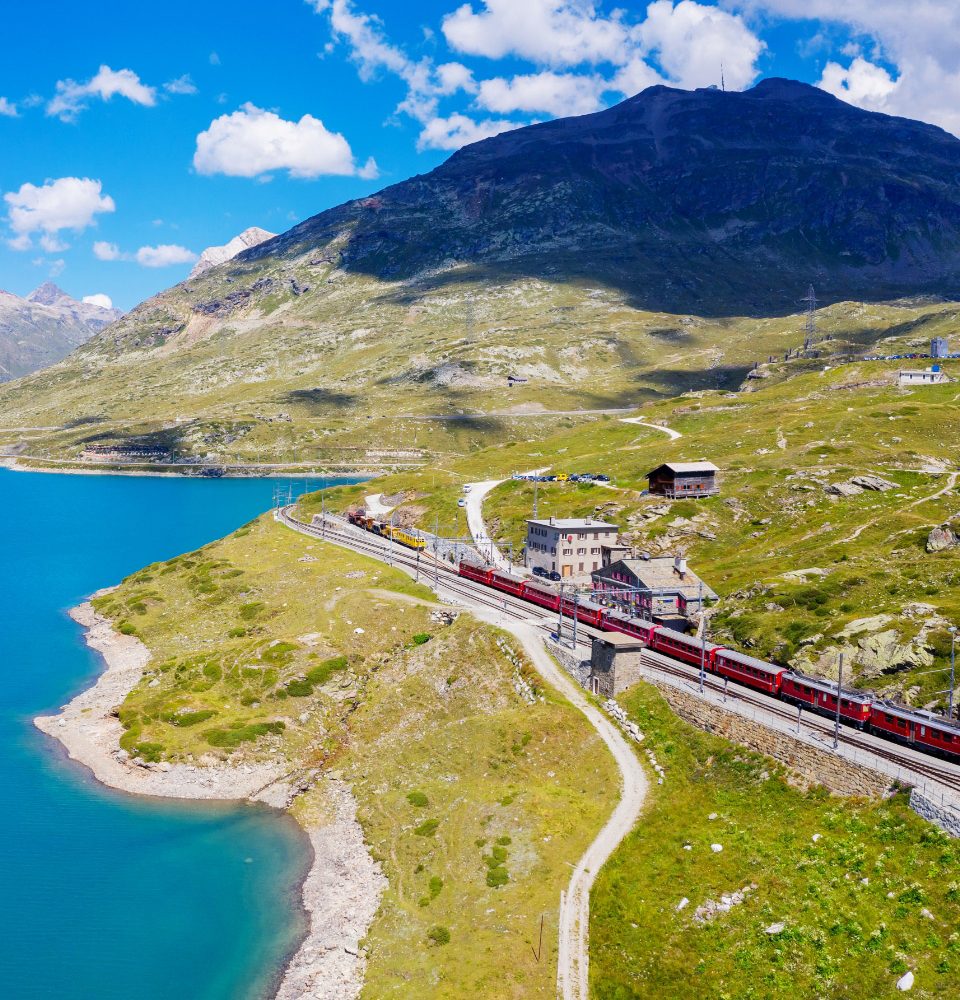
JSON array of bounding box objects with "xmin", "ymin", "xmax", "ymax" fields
[
  {"xmin": 620, "ymin": 416, "xmax": 682, "ymax": 440},
  {"xmin": 277, "ymin": 508, "xmax": 647, "ymax": 999},
  {"xmin": 463, "ymin": 479, "xmax": 509, "ymax": 568}
]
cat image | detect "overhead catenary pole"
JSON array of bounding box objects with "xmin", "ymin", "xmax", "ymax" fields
[
  {"xmin": 698, "ymin": 579, "xmax": 706, "ymax": 694},
  {"xmin": 950, "ymin": 626, "xmax": 957, "ymax": 719},
  {"xmin": 572, "ymin": 590, "xmax": 579, "ymax": 651},
  {"xmin": 833, "ymin": 652, "xmax": 844, "ymax": 750}
]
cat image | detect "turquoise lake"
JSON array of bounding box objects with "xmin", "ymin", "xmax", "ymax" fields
[{"xmin": 0, "ymin": 468, "xmax": 363, "ymax": 999}]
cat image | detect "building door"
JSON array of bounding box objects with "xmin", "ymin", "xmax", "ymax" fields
[
  {"xmin": 562, "ymin": 565, "xmax": 573, "ymax": 577},
  {"xmin": 591, "ymin": 676, "xmax": 599, "ymax": 695}
]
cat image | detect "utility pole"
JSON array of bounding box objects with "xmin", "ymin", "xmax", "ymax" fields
[
  {"xmin": 533, "ymin": 478, "xmax": 539, "ymax": 519},
  {"xmin": 950, "ymin": 626, "xmax": 957, "ymax": 719},
  {"xmin": 557, "ymin": 584, "xmax": 564, "ymax": 643},
  {"xmin": 802, "ymin": 284, "xmax": 817, "ymax": 352},
  {"xmin": 321, "ymin": 490, "xmax": 326, "ymax": 539},
  {"xmin": 698, "ymin": 579, "xmax": 706, "ymax": 694},
  {"xmin": 572, "ymin": 590, "xmax": 579, "ymax": 651},
  {"xmin": 833, "ymin": 653, "xmax": 844, "ymax": 750}
]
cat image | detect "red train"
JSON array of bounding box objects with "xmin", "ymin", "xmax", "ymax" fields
[{"xmin": 458, "ymin": 561, "xmax": 960, "ymax": 762}]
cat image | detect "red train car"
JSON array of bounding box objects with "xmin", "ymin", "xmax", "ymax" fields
[
  {"xmin": 459, "ymin": 562, "xmax": 494, "ymax": 586},
  {"xmin": 523, "ymin": 580, "xmax": 561, "ymax": 612},
  {"xmin": 604, "ymin": 611, "xmax": 658, "ymax": 644},
  {"xmin": 571, "ymin": 598, "xmax": 606, "ymax": 629},
  {"xmin": 869, "ymin": 704, "xmax": 960, "ymax": 759},
  {"xmin": 651, "ymin": 627, "xmax": 717, "ymax": 668},
  {"xmin": 490, "ymin": 570, "xmax": 526, "ymax": 598},
  {"xmin": 714, "ymin": 647, "xmax": 785, "ymax": 695},
  {"xmin": 781, "ymin": 673, "xmax": 872, "ymax": 729},
  {"xmin": 347, "ymin": 509, "xmax": 365, "ymax": 527}
]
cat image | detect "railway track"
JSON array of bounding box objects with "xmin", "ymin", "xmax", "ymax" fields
[{"xmin": 280, "ymin": 508, "xmax": 960, "ymax": 796}]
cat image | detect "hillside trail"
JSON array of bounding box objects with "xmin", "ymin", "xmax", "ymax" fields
[
  {"xmin": 278, "ymin": 510, "xmax": 648, "ymax": 1000},
  {"xmin": 834, "ymin": 470, "xmax": 959, "ymax": 545},
  {"xmin": 466, "ymin": 614, "xmax": 648, "ymax": 1000},
  {"xmin": 619, "ymin": 416, "xmax": 682, "ymax": 440}
]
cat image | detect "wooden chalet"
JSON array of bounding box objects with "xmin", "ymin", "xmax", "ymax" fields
[{"xmin": 646, "ymin": 461, "xmax": 719, "ymax": 499}]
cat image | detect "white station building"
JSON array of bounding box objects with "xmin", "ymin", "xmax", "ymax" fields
[{"xmin": 524, "ymin": 516, "xmax": 619, "ymax": 578}]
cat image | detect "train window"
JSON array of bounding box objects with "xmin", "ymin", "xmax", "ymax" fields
[
  {"xmin": 920, "ymin": 726, "xmax": 926, "ymax": 736},
  {"xmin": 898, "ymin": 719, "xmax": 907, "ymax": 729},
  {"xmin": 885, "ymin": 714, "xmax": 894, "ymax": 723}
]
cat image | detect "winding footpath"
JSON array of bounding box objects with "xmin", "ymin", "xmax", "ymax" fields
[
  {"xmin": 279, "ymin": 508, "xmax": 647, "ymax": 999},
  {"xmin": 619, "ymin": 416, "xmax": 683, "ymax": 440}
]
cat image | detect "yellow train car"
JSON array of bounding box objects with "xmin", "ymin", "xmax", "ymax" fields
[{"xmin": 384, "ymin": 525, "xmax": 426, "ymax": 551}]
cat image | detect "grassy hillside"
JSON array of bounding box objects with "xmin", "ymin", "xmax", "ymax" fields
[
  {"xmin": 298, "ymin": 357, "xmax": 960, "ymax": 706},
  {"xmin": 1, "ymin": 250, "xmax": 958, "ymax": 472},
  {"xmin": 591, "ymin": 683, "xmax": 960, "ymax": 999},
  {"xmin": 93, "ymin": 514, "xmax": 618, "ymax": 997}
]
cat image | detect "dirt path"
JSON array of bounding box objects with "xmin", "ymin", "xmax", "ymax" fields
[
  {"xmin": 280, "ymin": 512, "xmax": 648, "ymax": 999},
  {"xmin": 620, "ymin": 416, "xmax": 682, "ymax": 440},
  {"xmin": 834, "ymin": 471, "xmax": 959, "ymax": 545}
]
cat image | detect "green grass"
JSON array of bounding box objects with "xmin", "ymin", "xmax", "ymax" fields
[
  {"xmin": 92, "ymin": 513, "xmax": 619, "ymax": 998},
  {"xmin": 591, "ymin": 683, "xmax": 960, "ymax": 999}
]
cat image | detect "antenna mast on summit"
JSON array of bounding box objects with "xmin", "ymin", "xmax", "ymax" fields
[
  {"xmin": 802, "ymin": 284, "xmax": 818, "ymax": 350},
  {"xmin": 721, "ymin": 63, "xmax": 725, "ymax": 92}
]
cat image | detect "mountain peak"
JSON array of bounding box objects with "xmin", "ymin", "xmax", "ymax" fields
[
  {"xmin": 190, "ymin": 226, "xmax": 277, "ymax": 278},
  {"xmin": 27, "ymin": 281, "xmax": 71, "ymax": 306}
]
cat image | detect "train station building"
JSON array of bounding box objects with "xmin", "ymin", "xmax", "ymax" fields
[
  {"xmin": 591, "ymin": 554, "xmax": 717, "ymax": 617},
  {"xmin": 524, "ymin": 516, "xmax": 619, "ymax": 578}
]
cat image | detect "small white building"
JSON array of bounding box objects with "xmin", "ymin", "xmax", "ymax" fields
[
  {"xmin": 898, "ymin": 365, "xmax": 949, "ymax": 387},
  {"xmin": 524, "ymin": 516, "xmax": 618, "ymax": 578}
]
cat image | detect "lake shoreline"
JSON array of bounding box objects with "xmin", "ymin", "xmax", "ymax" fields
[
  {"xmin": 1, "ymin": 456, "xmax": 381, "ymax": 480},
  {"xmin": 34, "ymin": 600, "xmax": 385, "ymax": 1000}
]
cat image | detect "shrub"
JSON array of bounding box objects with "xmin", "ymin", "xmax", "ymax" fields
[
  {"xmin": 166, "ymin": 709, "xmax": 216, "ymax": 727},
  {"xmin": 407, "ymin": 790, "xmax": 429, "ymax": 808},
  {"xmin": 117, "ymin": 621, "xmax": 139, "ymax": 637},
  {"xmin": 410, "ymin": 633, "xmax": 432, "ymax": 646},
  {"xmin": 427, "ymin": 925, "xmax": 450, "ymax": 946},
  {"xmin": 238, "ymin": 602, "xmax": 265, "ymax": 621},
  {"xmin": 414, "ymin": 819, "xmax": 440, "ymax": 837},
  {"xmin": 204, "ymin": 721, "xmax": 285, "ymax": 748},
  {"xmin": 486, "ymin": 866, "xmax": 509, "ymax": 888}
]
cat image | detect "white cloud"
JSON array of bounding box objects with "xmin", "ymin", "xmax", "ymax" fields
[
  {"xmin": 4, "ymin": 177, "xmax": 115, "ymax": 251},
  {"xmin": 209, "ymin": 52, "xmax": 221, "ymax": 66},
  {"xmin": 135, "ymin": 244, "xmax": 198, "ymax": 268},
  {"xmin": 819, "ymin": 56, "xmax": 898, "ymax": 106},
  {"xmin": 313, "ymin": 1, "xmax": 478, "ymax": 124},
  {"xmin": 47, "ymin": 65, "xmax": 157, "ymax": 120},
  {"xmin": 417, "ymin": 112, "xmax": 521, "ymax": 150},
  {"xmin": 164, "ymin": 74, "xmax": 198, "ymax": 96},
  {"xmin": 93, "ymin": 240, "xmax": 123, "ymax": 261},
  {"xmin": 639, "ymin": 1, "xmax": 762, "ymax": 90},
  {"xmin": 193, "ymin": 102, "xmax": 374, "ymax": 179},
  {"xmin": 48, "ymin": 258, "xmax": 65, "ymax": 278},
  {"xmin": 82, "ymin": 293, "xmax": 113, "ymax": 309},
  {"xmin": 39, "ymin": 234, "xmax": 69, "ymax": 253},
  {"xmin": 0, "ymin": 97, "xmax": 17, "ymax": 117},
  {"xmin": 736, "ymin": 1, "xmax": 960, "ymax": 135},
  {"xmin": 442, "ymin": 0, "xmax": 630, "ymax": 67},
  {"xmin": 477, "ymin": 71, "xmax": 607, "ymax": 115}
]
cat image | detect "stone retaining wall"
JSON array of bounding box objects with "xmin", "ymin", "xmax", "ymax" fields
[
  {"xmin": 650, "ymin": 680, "xmax": 892, "ymax": 798},
  {"xmin": 542, "ymin": 637, "xmax": 591, "ymax": 689},
  {"xmin": 909, "ymin": 788, "xmax": 960, "ymax": 838}
]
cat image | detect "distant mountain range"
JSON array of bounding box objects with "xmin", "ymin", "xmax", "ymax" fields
[
  {"xmin": 189, "ymin": 227, "xmax": 276, "ymax": 279},
  {"xmin": 0, "ymin": 283, "xmax": 122, "ymax": 380}
]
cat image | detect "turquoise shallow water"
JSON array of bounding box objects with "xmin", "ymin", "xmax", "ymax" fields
[{"xmin": 0, "ymin": 468, "xmax": 363, "ymax": 999}]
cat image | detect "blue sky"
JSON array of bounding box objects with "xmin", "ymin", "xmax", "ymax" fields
[{"xmin": 0, "ymin": 1, "xmax": 949, "ymax": 310}]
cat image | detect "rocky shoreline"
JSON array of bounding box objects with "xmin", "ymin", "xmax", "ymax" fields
[{"xmin": 34, "ymin": 600, "xmax": 385, "ymax": 999}]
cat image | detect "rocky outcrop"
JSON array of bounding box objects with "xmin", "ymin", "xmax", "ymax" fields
[
  {"xmin": 189, "ymin": 226, "xmax": 276, "ymax": 278},
  {"xmin": 927, "ymin": 524, "xmax": 958, "ymax": 552},
  {"xmin": 825, "ymin": 475, "xmax": 897, "ymax": 497}
]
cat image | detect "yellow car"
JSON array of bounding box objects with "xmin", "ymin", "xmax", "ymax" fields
[{"xmin": 555, "ymin": 473, "xmax": 569, "ymax": 482}]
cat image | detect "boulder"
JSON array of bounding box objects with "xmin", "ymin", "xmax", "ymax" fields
[
  {"xmin": 896, "ymin": 971, "xmax": 914, "ymax": 992},
  {"xmin": 825, "ymin": 481, "xmax": 864, "ymax": 497},
  {"xmin": 850, "ymin": 475, "xmax": 897, "ymax": 491},
  {"xmin": 926, "ymin": 525, "xmax": 957, "ymax": 553}
]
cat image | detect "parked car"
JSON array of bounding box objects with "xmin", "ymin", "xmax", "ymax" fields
[
  {"xmin": 548, "ymin": 570, "xmax": 562, "ymax": 581},
  {"xmin": 457, "ymin": 498, "xmax": 466, "ymax": 507},
  {"xmin": 568, "ymin": 474, "xmax": 580, "ymax": 482},
  {"xmin": 532, "ymin": 566, "xmax": 548, "ymax": 578},
  {"xmin": 594, "ymin": 473, "xmax": 610, "ymax": 482}
]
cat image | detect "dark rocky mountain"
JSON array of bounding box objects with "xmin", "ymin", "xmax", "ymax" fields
[
  {"xmin": 0, "ymin": 283, "xmax": 122, "ymax": 380},
  {"xmin": 244, "ymin": 77, "xmax": 960, "ymax": 315}
]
